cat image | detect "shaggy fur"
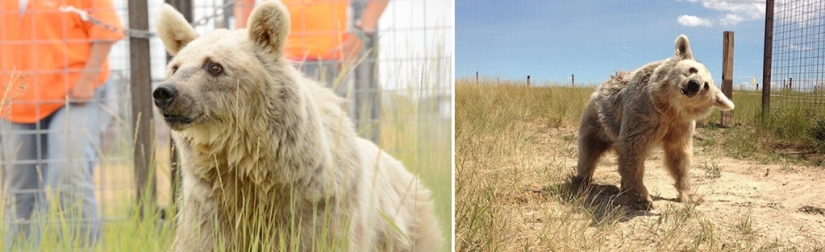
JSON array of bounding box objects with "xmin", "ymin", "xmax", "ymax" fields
[
  {"xmin": 154, "ymin": 1, "xmax": 442, "ymax": 251},
  {"xmin": 574, "ymin": 34, "xmax": 735, "ymax": 210}
]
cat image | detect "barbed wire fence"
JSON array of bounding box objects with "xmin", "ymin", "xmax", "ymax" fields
[
  {"xmin": 2, "ymin": 0, "xmax": 452, "ymax": 247},
  {"xmin": 764, "ymin": 0, "xmax": 825, "ymax": 118}
]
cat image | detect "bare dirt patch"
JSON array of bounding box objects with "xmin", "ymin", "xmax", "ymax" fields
[{"xmin": 461, "ymin": 119, "xmax": 825, "ymax": 251}]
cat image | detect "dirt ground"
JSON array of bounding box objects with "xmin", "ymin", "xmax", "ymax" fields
[{"xmin": 517, "ymin": 121, "xmax": 825, "ymax": 250}]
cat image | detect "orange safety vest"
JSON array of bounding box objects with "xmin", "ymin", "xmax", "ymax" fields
[
  {"xmin": 0, "ymin": 0, "xmax": 124, "ymax": 123},
  {"xmin": 237, "ymin": 0, "xmax": 351, "ymax": 61}
]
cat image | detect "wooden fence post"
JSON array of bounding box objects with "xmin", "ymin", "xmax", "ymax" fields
[
  {"xmin": 571, "ymin": 74, "xmax": 575, "ymax": 87},
  {"xmin": 789, "ymin": 77, "xmax": 793, "ymax": 91},
  {"xmin": 129, "ymin": 0, "xmax": 155, "ymax": 217},
  {"xmin": 527, "ymin": 75, "xmax": 530, "ymax": 86},
  {"xmin": 762, "ymin": 0, "xmax": 775, "ymax": 120},
  {"xmin": 721, "ymin": 31, "xmax": 734, "ymax": 127},
  {"xmin": 476, "ymin": 71, "xmax": 479, "ymax": 84}
]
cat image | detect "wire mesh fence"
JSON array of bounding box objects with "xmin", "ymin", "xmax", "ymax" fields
[
  {"xmin": 769, "ymin": 0, "xmax": 825, "ymax": 116},
  {"xmin": 1, "ymin": 0, "xmax": 453, "ymax": 249}
]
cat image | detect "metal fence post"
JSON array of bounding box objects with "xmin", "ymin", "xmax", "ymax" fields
[{"xmin": 352, "ymin": 0, "xmax": 381, "ymax": 144}]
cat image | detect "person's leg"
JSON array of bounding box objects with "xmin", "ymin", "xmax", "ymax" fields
[
  {"xmin": 334, "ymin": 61, "xmax": 358, "ymax": 119},
  {"xmin": 1, "ymin": 120, "xmax": 48, "ymax": 249},
  {"xmin": 44, "ymin": 80, "xmax": 113, "ymax": 247}
]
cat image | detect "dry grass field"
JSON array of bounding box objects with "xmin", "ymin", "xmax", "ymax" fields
[{"xmin": 455, "ymin": 77, "xmax": 825, "ymax": 251}]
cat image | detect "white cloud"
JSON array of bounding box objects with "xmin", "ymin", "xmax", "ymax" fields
[
  {"xmin": 680, "ymin": 0, "xmax": 765, "ymax": 27},
  {"xmin": 789, "ymin": 43, "xmax": 812, "ymax": 51},
  {"xmin": 678, "ymin": 15, "xmax": 715, "ymax": 27},
  {"xmin": 719, "ymin": 13, "xmax": 746, "ymax": 25},
  {"xmin": 701, "ymin": 0, "xmax": 765, "ymax": 20},
  {"xmin": 689, "ymin": 0, "xmax": 825, "ymax": 28}
]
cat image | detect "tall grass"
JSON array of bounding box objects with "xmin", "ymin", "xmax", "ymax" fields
[
  {"xmin": 706, "ymin": 91, "xmax": 825, "ymax": 163},
  {"xmin": 455, "ymin": 77, "xmax": 592, "ymax": 251},
  {"xmin": 0, "ymin": 60, "xmax": 452, "ymax": 250}
]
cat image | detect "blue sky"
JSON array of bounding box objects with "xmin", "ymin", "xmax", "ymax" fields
[{"xmin": 456, "ymin": 0, "xmax": 767, "ymax": 88}]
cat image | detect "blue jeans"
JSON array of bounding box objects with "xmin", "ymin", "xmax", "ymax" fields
[
  {"xmin": 298, "ymin": 60, "xmax": 350, "ymax": 97},
  {"xmin": 1, "ymin": 80, "xmax": 113, "ymax": 250}
]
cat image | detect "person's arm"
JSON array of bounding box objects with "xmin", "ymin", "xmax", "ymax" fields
[
  {"xmin": 340, "ymin": 0, "xmax": 390, "ymax": 62},
  {"xmin": 68, "ymin": 41, "xmax": 115, "ymax": 104},
  {"xmin": 68, "ymin": 0, "xmax": 124, "ymax": 104},
  {"xmin": 356, "ymin": 0, "xmax": 389, "ymax": 34}
]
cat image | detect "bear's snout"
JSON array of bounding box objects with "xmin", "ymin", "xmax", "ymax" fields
[
  {"xmin": 683, "ymin": 79, "xmax": 701, "ymax": 95},
  {"xmin": 153, "ymin": 84, "xmax": 178, "ymax": 111}
]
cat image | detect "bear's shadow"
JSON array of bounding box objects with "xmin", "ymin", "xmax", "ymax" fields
[{"xmin": 537, "ymin": 179, "xmax": 675, "ymax": 225}]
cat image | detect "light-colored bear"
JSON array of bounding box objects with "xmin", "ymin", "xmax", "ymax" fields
[
  {"xmin": 153, "ymin": 1, "xmax": 443, "ymax": 251},
  {"xmin": 574, "ymin": 34, "xmax": 734, "ymax": 210}
]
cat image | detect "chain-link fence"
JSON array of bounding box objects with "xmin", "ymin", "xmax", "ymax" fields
[
  {"xmin": 767, "ymin": 0, "xmax": 825, "ymax": 116},
  {"xmin": 2, "ymin": 0, "xmax": 452, "ymax": 249}
]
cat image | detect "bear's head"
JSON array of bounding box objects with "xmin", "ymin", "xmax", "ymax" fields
[
  {"xmin": 153, "ymin": 1, "xmax": 292, "ymax": 131},
  {"xmin": 665, "ymin": 35, "xmax": 735, "ymax": 116}
]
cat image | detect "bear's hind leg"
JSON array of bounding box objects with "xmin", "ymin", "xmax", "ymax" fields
[{"xmin": 574, "ymin": 128, "xmax": 612, "ymax": 185}]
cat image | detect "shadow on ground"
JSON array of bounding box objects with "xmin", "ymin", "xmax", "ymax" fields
[{"xmin": 532, "ymin": 178, "xmax": 680, "ymax": 225}]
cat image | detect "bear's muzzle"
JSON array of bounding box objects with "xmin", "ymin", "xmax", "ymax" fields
[
  {"xmin": 153, "ymin": 83, "xmax": 178, "ymax": 111},
  {"xmin": 681, "ymin": 79, "xmax": 701, "ymax": 96},
  {"xmin": 153, "ymin": 83, "xmax": 199, "ymax": 129}
]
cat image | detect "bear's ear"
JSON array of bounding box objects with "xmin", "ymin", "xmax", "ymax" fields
[
  {"xmin": 674, "ymin": 34, "xmax": 694, "ymax": 60},
  {"xmin": 247, "ymin": 1, "xmax": 290, "ymax": 55},
  {"xmin": 714, "ymin": 90, "xmax": 735, "ymax": 111},
  {"xmin": 157, "ymin": 4, "xmax": 199, "ymax": 55}
]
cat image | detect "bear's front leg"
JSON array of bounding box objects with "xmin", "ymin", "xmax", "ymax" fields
[
  {"xmin": 663, "ymin": 125, "xmax": 699, "ymax": 204},
  {"xmin": 173, "ymin": 173, "xmax": 219, "ymax": 252},
  {"xmin": 616, "ymin": 151, "xmax": 654, "ymax": 210},
  {"xmin": 615, "ymin": 127, "xmax": 656, "ymax": 210},
  {"xmin": 172, "ymin": 208, "xmax": 216, "ymax": 252}
]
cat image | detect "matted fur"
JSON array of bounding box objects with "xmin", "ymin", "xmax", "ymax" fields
[
  {"xmin": 574, "ymin": 34, "xmax": 734, "ymax": 210},
  {"xmin": 154, "ymin": 1, "xmax": 442, "ymax": 251}
]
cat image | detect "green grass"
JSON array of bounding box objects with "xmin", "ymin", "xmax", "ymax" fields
[{"xmin": 704, "ymin": 89, "xmax": 825, "ymax": 165}]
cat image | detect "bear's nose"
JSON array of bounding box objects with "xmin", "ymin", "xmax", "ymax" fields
[
  {"xmin": 153, "ymin": 84, "xmax": 177, "ymax": 111},
  {"xmin": 687, "ymin": 79, "xmax": 701, "ymax": 94}
]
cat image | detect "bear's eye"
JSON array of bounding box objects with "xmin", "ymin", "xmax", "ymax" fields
[
  {"xmin": 689, "ymin": 67, "xmax": 698, "ymax": 74},
  {"xmin": 207, "ymin": 62, "xmax": 224, "ymax": 76},
  {"xmin": 704, "ymin": 82, "xmax": 709, "ymax": 90},
  {"xmin": 171, "ymin": 65, "xmax": 179, "ymax": 74}
]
